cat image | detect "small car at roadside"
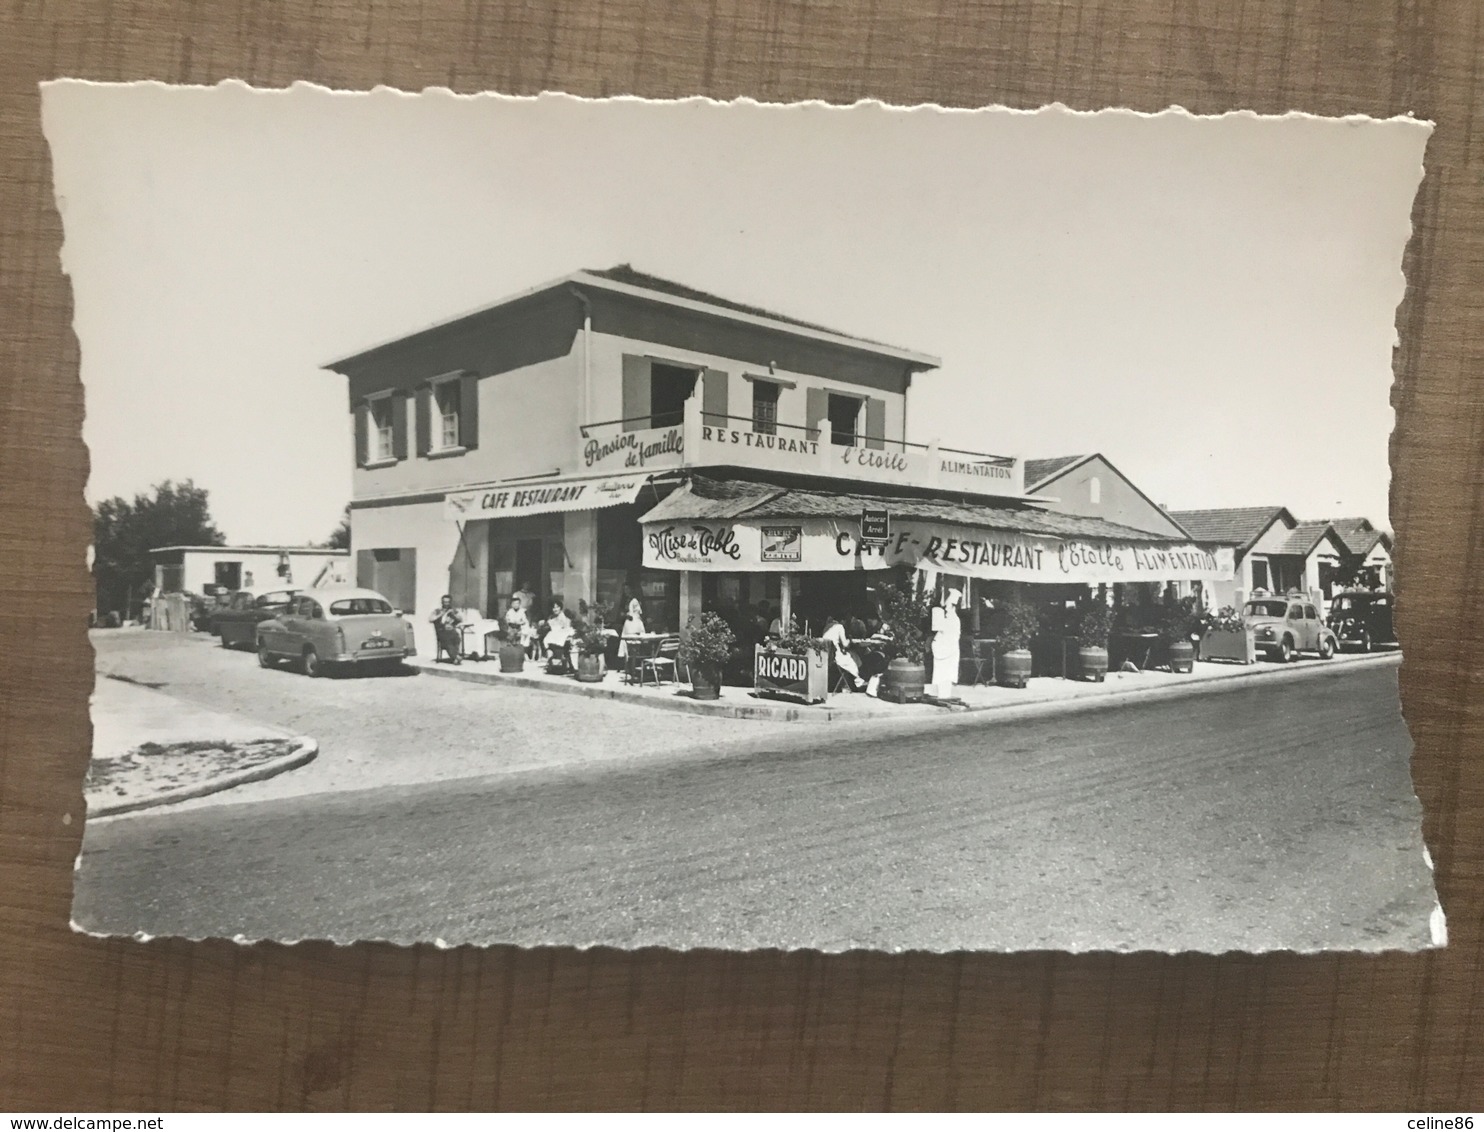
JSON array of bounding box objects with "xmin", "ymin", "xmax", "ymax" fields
[
  {"xmin": 1326, "ymin": 590, "xmax": 1396, "ymax": 652},
  {"xmin": 214, "ymin": 587, "xmax": 301, "ymax": 648},
  {"xmin": 1243, "ymin": 594, "xmax": 1338, "ymax": 663},
  {"xmin": 255, "ymin": 587, "xmax": 417, "ymax": 676}
]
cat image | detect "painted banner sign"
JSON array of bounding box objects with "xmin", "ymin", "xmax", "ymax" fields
[
  {"xmin": 445, "ymin": 473, "xmax": 649, "ymax": 521},
  {"xmin": 581, "ymin": 424, "xmax": 685, "ymax": 474},
  {"xmin": 642, "ymin": 516, "xmax": 1234, "ymax": 582}
]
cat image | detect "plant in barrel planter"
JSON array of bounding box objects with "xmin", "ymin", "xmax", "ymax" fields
[
  {"xmin": 573, "ymin": 616, "xmax": 608, "ymax": 683},
  {"xmin": 1159, "ymin": 595, "xmax": 1203, "ymax": 673},
  {"xmin": 756, "ymin": 630, "xmax": 830, "ymax": 705},
  {"xmin": 990, "ymin": 596, "xmax": 1041, "ymax": 688},
  {"xmin": 679, "ymin": 612, "xmax": 736, "ymax": 701},
  {"xmin": 496, "ymin": 621, "xmax": 527, "ymax": 673},
  {"xmin": 876, "ymin": 580, "xmax": 931, "ymax": 703},
  {"xmin": 1074, "ymin": 599, "xmax": 1116, "ymax": 682}
]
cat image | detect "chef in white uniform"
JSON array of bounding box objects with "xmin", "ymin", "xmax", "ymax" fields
[{"xmin": 929, "ymin": 586, "xmax": 964, "ymax": 700}]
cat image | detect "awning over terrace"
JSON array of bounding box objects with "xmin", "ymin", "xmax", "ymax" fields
[{"xmin": 638, "ymin": 477, "xmax": 1235, "ymax": 584}]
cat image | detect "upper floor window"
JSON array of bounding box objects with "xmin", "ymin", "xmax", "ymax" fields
[
  {"xmin": 828, "ymin": 394, "xmax": 861, "ymax": 446},
  {"xmin": 433, "ymin": 380, "xmax": 461, "ymax": 451},
  {"xmin": 370, "ymin": 397, "xmax": 395, "ymax": 462},
  {"xmin": 650, "ymin": 363, "xmax": 697, "ymax": 429},
  {"xmin": 752, "ymin": 380, "xmax": 780, "ymax": 435},
  {"xmin": 1089, "ymin": 476, "xmax": 1101, "ymax": 504}
]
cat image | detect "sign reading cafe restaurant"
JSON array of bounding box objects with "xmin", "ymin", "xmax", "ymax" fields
[{"xmin": 643, "ymin": 515, "xmax": 1235, "ymax": 584}]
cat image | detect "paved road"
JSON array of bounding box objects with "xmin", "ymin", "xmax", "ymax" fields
[{"xmin": 74, "ymin": 660, "xmax": 1433, "ymax": 952}]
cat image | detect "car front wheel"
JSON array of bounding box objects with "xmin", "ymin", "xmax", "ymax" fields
[
  {"xmin": 302, "ymin": 647, "xmax": 323, "ymax": 677},
  {"xmin": 1319, "ymin": 636, "xmax": 1335, "ymax": 659},
  {"xmin": 257, "ymin": 641, "xmax": 275, "ymax": 668},
  {"xmin": 1359, "ymin": 629, "xmax": 1372, "ymax": 653},
  {"xmin": 1277, "ymin": 637, "xmax": 1293, "ymax": 663}
]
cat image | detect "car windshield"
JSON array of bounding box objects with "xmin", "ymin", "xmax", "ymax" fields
[
  {"xmin": 329, "ymin": 598, "xmax": 393, "ymax": 616},
  {"xmin": 1332, "ymin": 595, "xmax": 1362, "ymax": 612},
  {"xmin": 1244, "ymin": 600, "xmax": 1288, "ymax": 617},
  {"xmin": 256, "ymin": 591, "xmax": 294, "ymax": 608}
]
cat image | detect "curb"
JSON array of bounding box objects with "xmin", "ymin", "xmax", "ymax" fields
[
  {"xmin": 411, "ymin": 649, "xmax": 1400, "ymax": 725},
  {"xmin": 411, "ymin": 661, "xmax": 859, "ymax": 721},
  {"xmin": 87, "ymin": 735, "xmax": 319, "ymax": 819}
]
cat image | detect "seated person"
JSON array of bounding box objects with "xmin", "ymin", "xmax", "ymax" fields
[
  {"xmin": 429, "ymin": 594, "xmax": 464, "ymax": 664},
  {"xmin": 541, "ymin": 598, "xmax": 575, "ymax": 669},
  {"xmin": 821, "ymin": 615, "xmax": 866, "ymax": 692}
]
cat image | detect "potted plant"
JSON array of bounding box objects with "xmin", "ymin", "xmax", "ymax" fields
[
  {"xmin": 679, "ymin": 612, "xmax": 735, "ymax": 700},
  {"xmin": 573, "ymin": 615, "xmax": 608, "ymax": 683},
  {"xmin": 756, "ymin": 626, "xmax": 830, "ymax": 704},
  {"xmin": 1074, "ymin": 599, "xmax": 1115, "ymax": 682},
  {"xmin": 876, "ymin": 580, "xmax": 931, "ymax": 703},
  {"xmin": 1159, "ymin": 595, "xmax": 1203, "ymax": 673},
  {"xmin": 496, "ymin": 621, "xmax": 527, "ymax": 673},
  {"xmin": 1198, "ymin": 605, "xmax": 1255, "ymax": 664},
  {"xmin": 990, "ymin": 595, "xmax": 1041, "ymax": 688}
]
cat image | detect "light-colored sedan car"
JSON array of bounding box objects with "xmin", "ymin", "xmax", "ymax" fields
[
  {"xmin": 256, "ymin": 587, "xmax": 417, "ymax": 676},
  {"xmin": 1243, "ymin": 595, "xmax": 1338, "ymax": 663}
]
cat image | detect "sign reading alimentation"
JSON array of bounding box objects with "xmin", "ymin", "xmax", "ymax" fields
[{"xmin": 642, "ymin": 516, "xmax": 1233, "ymax": 582}]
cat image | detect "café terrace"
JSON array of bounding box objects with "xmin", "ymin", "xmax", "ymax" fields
[{"xmin": 324, "ymin": 264, "xmax": 1233, "ymax": 666}]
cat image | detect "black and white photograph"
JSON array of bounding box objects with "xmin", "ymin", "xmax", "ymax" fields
[{"xmin": 45, "ymin": 83, "xmax": 1439, "ymax": 951}]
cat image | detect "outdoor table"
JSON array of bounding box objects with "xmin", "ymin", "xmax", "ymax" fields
[{"xmin": 620, "ymin": 633, "xmax": 667, "ymax": 684}]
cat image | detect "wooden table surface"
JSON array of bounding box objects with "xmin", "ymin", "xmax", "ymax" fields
[{"xmin": 2, "ymin": 0, "xmax": 1481, "ymax": 1111}]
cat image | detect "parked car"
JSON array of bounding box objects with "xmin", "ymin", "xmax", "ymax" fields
[
  {"xmin": 255, "ymin": 587, "xmax": 417, "ymax": 676},
  {"xmin": 214, "ymin": 587, "xmax": 301, "ymax": 648},
  {"xmin": 1327, "ymin": 590, "xmax": 1396, "ymax": 652},
  {"xmin": 1242, "ymin": 594, "xmax": 1338, "ymax": 662}
]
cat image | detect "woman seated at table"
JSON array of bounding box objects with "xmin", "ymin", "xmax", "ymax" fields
[
  {"xmin": 541, "ymin": 597, "xmax": 575, "ymax": 669},
  {"xmin": 503, "ymin": 593, "xmax": 534, "ymax": 657},
  {"xmin": 821, "ymin": 615, "xmax": 866, "ymax": 692}
]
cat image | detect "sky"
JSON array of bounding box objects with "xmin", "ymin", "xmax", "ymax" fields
[{"xmin": 43, "ymin": 83, "xmax": 1428, "ymax": 546}]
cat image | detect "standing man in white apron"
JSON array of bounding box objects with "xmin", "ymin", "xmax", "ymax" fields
[{"xmin": 930, "ymin": 587, "xmax": 964, "ymax": 700}]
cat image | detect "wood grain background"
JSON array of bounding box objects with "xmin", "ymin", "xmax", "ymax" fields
[{"xmin": 2, "ymin": 0, "xmax": 1480, "ymax": 1111}]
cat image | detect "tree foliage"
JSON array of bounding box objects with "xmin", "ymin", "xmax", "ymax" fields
[
  {"xmin": 320, "ymin": 506, "xmax": 351, "ymax": 550},
  {"xmin": 93, "ymin": 480, "xmax": 225, "ymax": 618}
]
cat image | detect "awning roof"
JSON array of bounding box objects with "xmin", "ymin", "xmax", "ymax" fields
[{"xmin": 640, "ymin": 476, "xmax": 1191, "ymax": 544}]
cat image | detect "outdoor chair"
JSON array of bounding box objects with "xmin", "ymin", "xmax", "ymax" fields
[
  {"xmin": 640, "ymin": 636, "xmax": 681, "ymax": 688},
  {"xmin": 622, "ymin": 636, "xmax": 659, "ymax": 684}
]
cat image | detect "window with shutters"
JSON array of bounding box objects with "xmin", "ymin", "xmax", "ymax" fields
[
  {"xmin": 369, "ymin": 396, "xmax": 395, "ymax": 462},
  {"xmin": 827, "ymin": 394, "xmax": 861, "ymax": 446},
  {"xmin": 752, "ymin": 380, "xmax": 779, "ymax": 435},
  {"xmin": 649, "ymin": 363, "xmax": 697, "ymax": 429},
  {"xmin": 433, "ymin": 379, "xmax": 461, "ymax": 452}
]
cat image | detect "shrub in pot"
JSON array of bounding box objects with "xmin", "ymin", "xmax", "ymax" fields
[
  {"xmin": 990, "ymin": 596, "xmax": 1041, "ymax": 688},
  {"xmin": 875, "ymin": 579, "xmax": 931, "ymax": 703},
  {"xmin": 497, "ymin": 623, "xmax": 526, "ymax": 673},
  {"xmin": 1074, "ymin": 600, "xmax": 1115, "ymax": 682},
  {"xmin": 573, "ymin": 616, "xmax": 608, "ymax": 683},
  {"xmin": 679, "ymin": 612, "xmax": 735, "ymax": 700},
  {"xmin": 1159, "ymin": 595, "xmax": 1203, "ymax": 673}
]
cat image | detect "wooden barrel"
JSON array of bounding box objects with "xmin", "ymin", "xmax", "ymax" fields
[{"xmin": 879, "ymin": 658, "xmax": 926, "ymax": 703}]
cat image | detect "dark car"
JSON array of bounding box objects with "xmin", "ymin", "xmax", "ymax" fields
[
  {"xmin": 215, "ymin": 587, "xmax": 301, "ymax": 649},
  {"xmin": 1327, "ymin": 590, "xmax": 1396, "ymax": 652}
]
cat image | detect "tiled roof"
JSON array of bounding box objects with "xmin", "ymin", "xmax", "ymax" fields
[
  {"xmin": 1326, "ymin": 517, "xmax": 1389, "ymax": 557},
  {"xmin": 1166, "ymin": 506, "xmax": 1288, "ymax": 547},
  {"xmin": 1023, "ymin": 455, "xmax": 1087, "ymax": 490},
  {"xmin": 1274, "ymin": 521, "xmax": 1339, "ymax": 557},
  {"xmin": 585, "ymin": 264, "xmax": 908, "ymax": 351},
  {"xmin": 642, "ymin": 476, "xmax": 1190, "ymax": 543}
]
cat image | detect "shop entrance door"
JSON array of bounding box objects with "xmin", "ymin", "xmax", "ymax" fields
[{"xmin": 515, "ymin": 539, "xmax": 545, "ymax": 613}]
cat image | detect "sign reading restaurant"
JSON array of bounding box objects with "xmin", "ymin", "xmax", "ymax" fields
[
  {"xmin": 444, "ymin": 473, "xmax": 650, "ymax": 521},
  {"xmin": 642, "ymin": 515, "xmax": 1234, "ymax": 583}
]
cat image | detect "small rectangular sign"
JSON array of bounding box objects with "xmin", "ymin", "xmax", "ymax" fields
[
  {"xmin": 861, "ymin": 508, "xmax": 890, "ymax": 543},
  {"xmin": 754, "ymin": 645, "xmax": 826, "ymax": 704},
  {"xmin": 759, "ymin": 525, "xmax": 803, "ymax": 562}
]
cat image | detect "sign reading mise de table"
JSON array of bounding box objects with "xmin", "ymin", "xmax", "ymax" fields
[{"xmin": 642, "ymin": 516, "xmax": 1234, "ymax": 583}]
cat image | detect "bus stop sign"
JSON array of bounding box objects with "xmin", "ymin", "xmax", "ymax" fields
[{"xmin": 861, "ymin": 508, "xmax": 890, "ymax": 544}]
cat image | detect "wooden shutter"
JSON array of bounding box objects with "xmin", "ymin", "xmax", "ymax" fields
[
  {"xmin": 805, "ymin": 386, "xmax": 829, "ymax": 441},
  {"xmin": 459, "ymin": 372, "xmax": 480, "ymax": 449},
  {"xmin": 415, "ymin": 385, "xmax": 431, "ymax": 456},
  {"xmin": 392, "ymin": 392, "xmax": 410, "ymax": 460},
  {"xmin": 353, "ymin": 402, "xmax": 369, "ymax": 467},
  {"xmin": 864, "ymin": 397, "xmax": 886, "ymax": 450},
  {"xmin": 621, "ymin": 355, "xmax": 651, "ymax": 431},
  {"xmin": 702, "ymin": 369, "xmax": 729, "ymax": 429}
]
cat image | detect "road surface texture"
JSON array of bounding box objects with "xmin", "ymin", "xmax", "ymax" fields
[
  {"xmin": 75, "ymin": 659, "xmax": 1434, "ymax": 953},
  {"xmin": 89, "ymin": 629, "xmax": 823, "ymax": 807}
]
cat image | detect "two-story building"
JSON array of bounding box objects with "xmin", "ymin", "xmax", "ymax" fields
[{"xmin": 327, "ymin": 265, "xmax": 1234, "ymax": 655}]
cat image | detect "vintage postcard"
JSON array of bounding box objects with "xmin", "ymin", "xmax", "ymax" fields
[{"xmin": 43, "ymin": 82, "xmax": 1440, "ymax": 951}]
